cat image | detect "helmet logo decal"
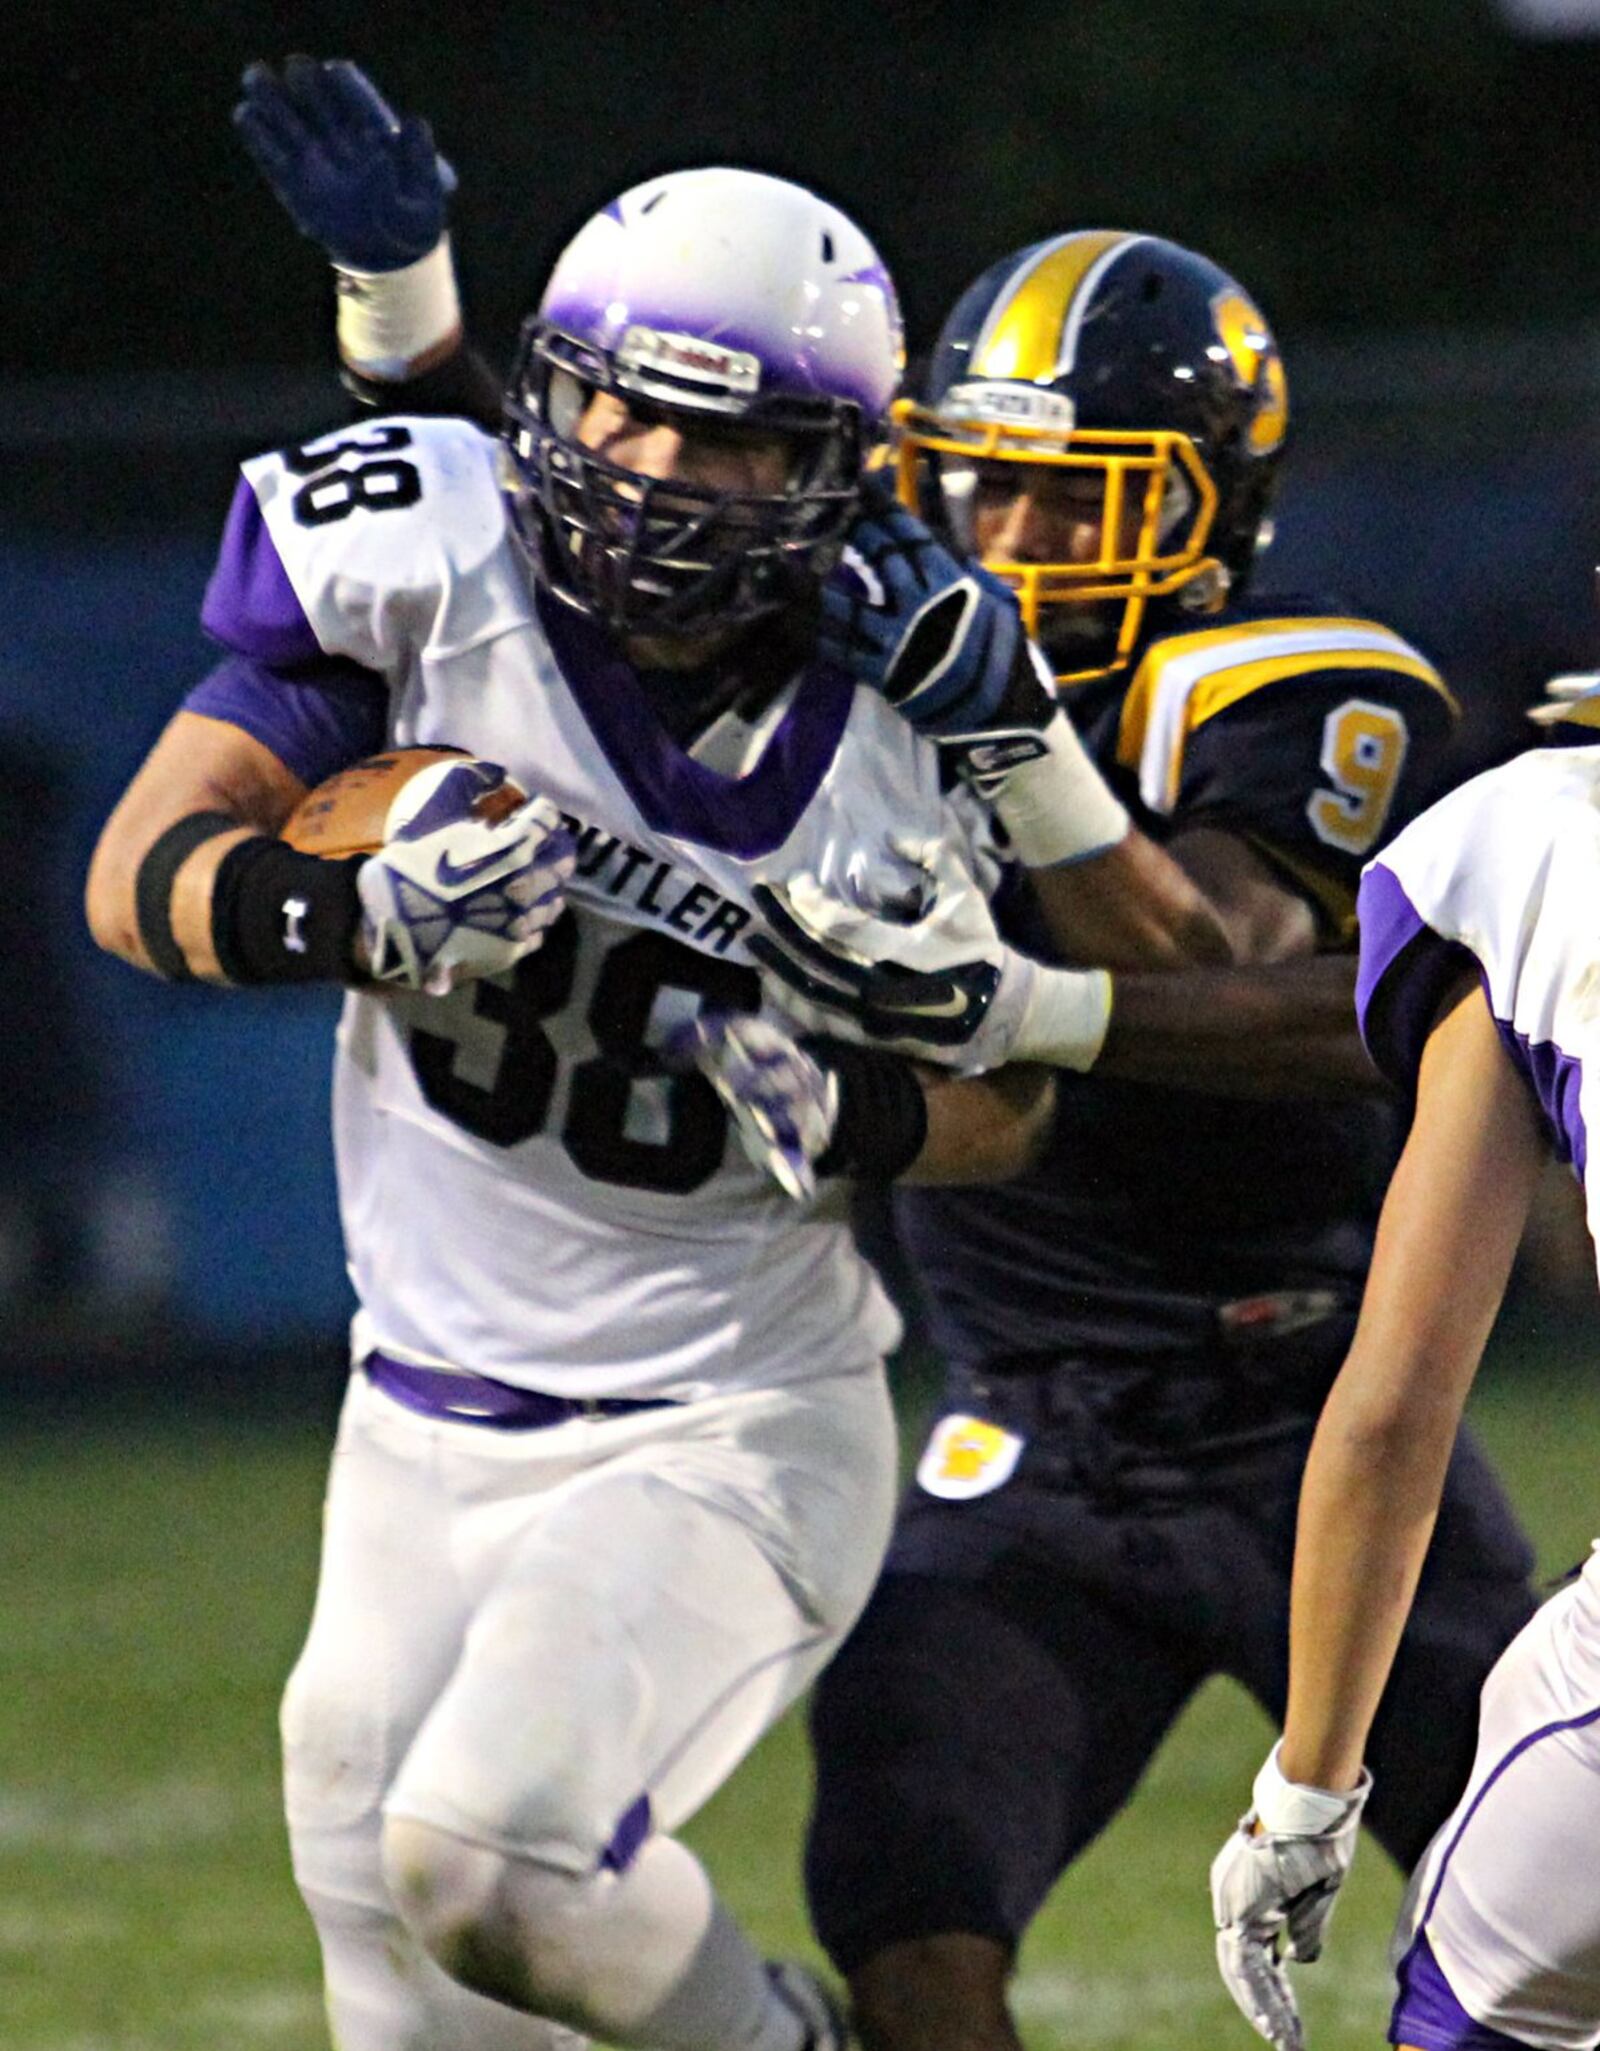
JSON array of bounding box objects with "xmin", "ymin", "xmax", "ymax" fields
[
  {"xmin": 617, "ymin": 325, "xmax": 762, "ymax": 395},
  {"xmin": 942, "ymin": 381, "xmax": 1075, "ymax": 430},
  {"xmin": 1210, "ymin": 291, "xmax": 1288, "ymax": 453}
]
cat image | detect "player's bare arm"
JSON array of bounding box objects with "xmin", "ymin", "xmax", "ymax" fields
[
  {"xmin": 1095, "ymin": 828, "xmax": 1384, "ymax": 1097},
  {"xmin": 1211, "ymin": 972, "xmax": 1547, "ymax": 2051},
  {"xmin": 88, "ymin": 711, "xmax": 573, "ymax": 995},
  {"xmin": 1279, "ymin": 975, "xmax": 1547, "ymax": 1790},
  {"xmin": 905, "ymin": 1062, "xmax": 1054, "ymax": 1184},
  {"xmin": 86, "ymin": 710, "xmax": 306, "ymax": 979},
  {"xmin": 680, "ymin": 1011, "xmax": 1053, "ymax": 1200},
  {"xmin": 1025, "ymin": 826, "xmax": 1235, "ymax": 971}
]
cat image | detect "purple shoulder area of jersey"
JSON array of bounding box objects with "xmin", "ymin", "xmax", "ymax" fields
[
  {"xmin": 535, "ymin": 587, "xmax": 854, "ymax": 859},
  {"xmin": 1354, "ymin": 861, "xmax": 1472, "ymax": 1088},
  {"xmin": 200, "ymin": 475, "xmax": 324, "ymax": 667},
  {"xmin": 184, "ymin": 654, "xmax": 388, "ymax": 790},
  {"xmin": 1357, "ymin": 861, "xmax": 1586, "ymax": 1173}
]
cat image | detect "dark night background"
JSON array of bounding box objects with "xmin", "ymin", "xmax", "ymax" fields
[
  {"xmin": 7, "ymin": 0, "xmax": 1600, "ymax": 1357},
  {"xmin": 19, "ymin": 0, "xmax": 1600, "ymax": 372}
]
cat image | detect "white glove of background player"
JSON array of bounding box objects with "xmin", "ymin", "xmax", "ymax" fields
[
  {"xmin": 1210, "ymin": 1742, "xmax": 1373, "ymax": 2051},
  {"xmin": 749, "ymin": 835, "xmax": 1112, "ymax": 1074},
  {"xmin": 358, "ymin": 794, "xmax": 575, "ymax": 996},
  {"xmin": 667, "ymin": 1013, "xmax": 839, "ymax": 1201}
]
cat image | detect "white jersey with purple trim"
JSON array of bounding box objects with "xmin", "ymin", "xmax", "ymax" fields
[
  {"xmin": 1359, "ymin": 746, "xmax": 1600, "ymax": 2050},
  {"xmin": 226, "ymin": 414, "xmax": 998, "ymax": 1398},
  {"xmin": 1356, "ymin": 744, "xmax": 1600, "ymax": 1234}
]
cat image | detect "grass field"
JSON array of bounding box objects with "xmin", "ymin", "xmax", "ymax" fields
[{"xmin": 0, "ymin": 1304, "xmax": 1594, "ymax": 2050}]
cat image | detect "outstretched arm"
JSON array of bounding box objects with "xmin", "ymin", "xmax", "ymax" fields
[{"xmin": 1095, "ymin": 829, "xmax": 1381, "ymax": 1098}]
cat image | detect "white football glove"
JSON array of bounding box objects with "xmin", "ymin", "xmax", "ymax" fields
[
  {"xmin": 1210, "ymin": 1742, "xmax": 1373, "ymax": 2051},
  {"xmin": 667, "ymin": 1013, "xmax": 839, "ymax": 1201},
  {"xmin": 358, "ymin": 792, "xmax": 575, "ymax": 996},
  {"xmin": 749, "ymin": 834, "xmax": 1111, "ymax": 1074}
]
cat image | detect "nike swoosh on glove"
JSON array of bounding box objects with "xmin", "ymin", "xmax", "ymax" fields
[
  {"xmin": 234, "ymin": 56, "xmax": 455, "ymax": 271},
  {"xmin": 1211, "ymin": 1741, "xmax": 1373, "ymax": 2051},
  {"xmin": 749, "ymin": 835, "xmax": 1024, "ymax": 1069},
  {"xmin": 664, "ymin": 1013, "xmax": 839, "ymax": 1201},
  {"xmin": 358, "ymin": 792, "xmax": 575, "ymax": 997}
]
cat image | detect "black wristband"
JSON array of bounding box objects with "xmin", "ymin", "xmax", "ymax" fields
[
  {"xmin": 806, "ymin": 1038, "xmax": 929, "ymax": 1183},
  {"xmin": 210, "ymin": 837, "xmax": 366, "ymax": 985},
  {"xmin": 135, "ymin": 811, "xmax": 240, "ymax": 982}
]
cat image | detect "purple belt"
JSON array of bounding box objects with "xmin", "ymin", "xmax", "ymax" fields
[{"xmin": 364, "ymin": 1353, "xmax": 676, "ymax": 1431}]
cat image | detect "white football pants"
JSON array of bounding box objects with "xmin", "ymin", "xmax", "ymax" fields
[
  {"xmin": 1393, "ymin": 1546, "xmax": 1600, "ymax": 2050},
  {"xmin": 282, "ymin": 1362, "xmax": 896, "ymax": 2051}
]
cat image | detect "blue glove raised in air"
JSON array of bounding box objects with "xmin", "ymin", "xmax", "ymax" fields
[
  {"xmin": 233, "ymin": 56, "xmax": 455, "ymax": 272},
  {"xmin": 818, "ymin": 477, "xmax": 1047, "ymax": 739}
]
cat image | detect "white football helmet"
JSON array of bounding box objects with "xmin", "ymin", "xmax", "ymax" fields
[{"xmin": 503, "ymin": 166, "xmax": 904, "ymax": 639}]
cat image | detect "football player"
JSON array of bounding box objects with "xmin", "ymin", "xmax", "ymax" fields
[
  {"xmin": 767, "ymin": 234, "xmax": 1541, "ymax": 2051},
  {"xmin": 1211, "ymin": 689, "xmax": 1600, "ymax": 2051},
  {"xmin": 229, "ymin": 61, "xmax": 1541, "ymax": 2051},
  {"xmin": 88, "ymin": 132, "xmax": 1231, "ymax": 2051}
]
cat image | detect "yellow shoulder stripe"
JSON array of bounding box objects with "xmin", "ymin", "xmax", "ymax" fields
[{"xmin": 1115, "ymin": 617, "xmax": 1456, "ymax": 814}]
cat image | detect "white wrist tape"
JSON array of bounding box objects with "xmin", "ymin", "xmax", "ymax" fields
[
  {"xmin": 1005, "ymin": 960, "xmax": 1113, "ymax": 1072},
  {"xmin": 996, "ymin": 711, "xmax": 1131, "ymax": 870},
  {"xmin": 335, "ymin": 235, "xmax": 462, "ymax": 380},
  {"xmin": 1252, "ymin": 1741, "xmax": 1372, "ymax": 1836}
]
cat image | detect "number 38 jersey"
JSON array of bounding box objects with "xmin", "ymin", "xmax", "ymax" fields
[{"xmin": 196, "ymin": 415, "xmax": 987, "ymax": 1399}]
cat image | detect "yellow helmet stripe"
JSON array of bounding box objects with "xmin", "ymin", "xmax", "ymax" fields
[{"xmin": 970, "ymin": 231, "xmax": 1142, "ymax": 384}]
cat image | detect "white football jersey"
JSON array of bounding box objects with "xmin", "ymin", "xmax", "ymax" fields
[
  {"xmin": 229, "ymin": 415, "xmax": 996, "ymax": 1397},
  {"xmin": 1356, "ymin": 744, "xmax": 1600, "ymax": 1248}
]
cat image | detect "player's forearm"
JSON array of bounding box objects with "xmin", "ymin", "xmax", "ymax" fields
[
  {"xmin": 1029, "ymin": 830, "xmax": 1234, "ymax": 971},
  {"xmin": 1279, "ymin": 1353, "xmax": 1461, "ymax": 1791},
  {"xmin": 1281, "ymin": 987, "xmax": 1547, "ymax": 1787},
  {"xmin": 901, "ymin": 1063, "xmax": 1056, "ymax": 1184},
  {"xmin": 1097, "ymin": 954, "xmax": 1387, "ymax": 1097},
  {"xmin": 86, "ymin": 712, "xmax": 307, "ymax": 979}
]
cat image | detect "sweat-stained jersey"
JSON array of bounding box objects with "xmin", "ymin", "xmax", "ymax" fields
[
  {"xmin": 1357, "ymin": 744, "xmax": 1600, "ymax": 1211},
  {"xmin": 895, "ymin": 595, "xmax": 1459, "ymax": 1369},
  {"xmin": 194, "ymin": 414, "xmax": 997, "ymax": 1399}
]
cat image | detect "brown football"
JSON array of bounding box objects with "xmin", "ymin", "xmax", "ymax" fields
[{"xmin": 281, "ymin": 747, "xmax": 527, "ymax": 858}]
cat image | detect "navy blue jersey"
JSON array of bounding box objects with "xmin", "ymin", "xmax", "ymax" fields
[{"xmin": 897, "ymin": 596, "xmax": 1458, "ymax": 1370}]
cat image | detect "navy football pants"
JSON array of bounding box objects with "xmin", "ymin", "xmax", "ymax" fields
[{"xmin": 804, "ymin": 1357, "xmax": 1538, "ymax": 1974}]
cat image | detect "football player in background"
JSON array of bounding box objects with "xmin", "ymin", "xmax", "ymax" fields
[
  {"xmin": 772, "ymin": 236, "xmax": 1540, "ymax": 2051},
  {"xmin": 88, "ymin": 123, "xmax": 1234, "ymax": 2051},
  {"xmin": 232, "ymin": 61, "xmax": 1540, "ymax": 2051},
  {"xmin": 1210, "ymin": 691, "xmax": 1600, "ymax": 2051}
]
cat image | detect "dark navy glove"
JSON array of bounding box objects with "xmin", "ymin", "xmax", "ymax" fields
[
  {"xmin": 818, "ymin": 478, "xmax": 1048, "ymax": 739},
  {"xmin": 234, "ymin": 57, "xmax": 455, "ymax": 272}
]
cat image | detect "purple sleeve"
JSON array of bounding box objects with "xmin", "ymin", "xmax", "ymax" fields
[
  {"xmin": 199, "ymin": 475, "xmax": 324, "ymax": 666},
  {"xmin": 183, "ymin": 653, "xmax": 388, "ymax": 789},
  {"xmin": 1355, "ymin": 861, "xmax": 1478, "ymax": 1092}
]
